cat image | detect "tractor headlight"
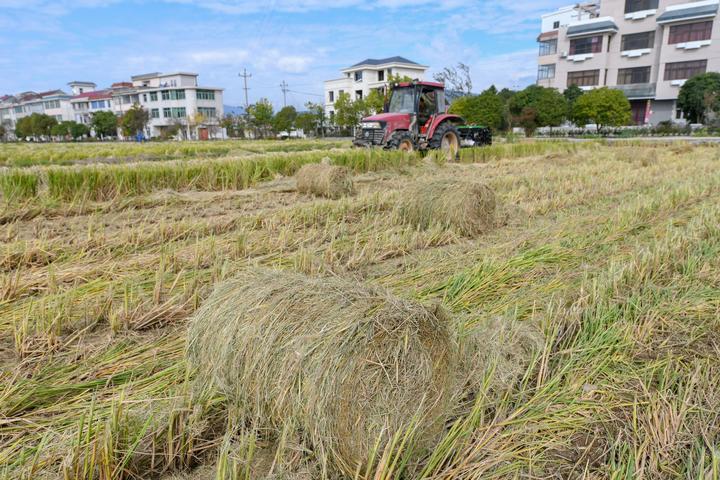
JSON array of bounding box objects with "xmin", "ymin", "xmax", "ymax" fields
[{"xmin": 361, "ymin": 122, "xmax": 382, "ymax": 130}]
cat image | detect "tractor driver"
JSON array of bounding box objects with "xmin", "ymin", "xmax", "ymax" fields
[{"xmin": 418, "ymin": 89, "xmax": 435, "ymax": 127}]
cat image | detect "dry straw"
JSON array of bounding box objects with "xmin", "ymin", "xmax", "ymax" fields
[
  {"xmin": 457, "ymin": 317, "xmax": 544, "ymax": 406},
  {"xmin": 296, "ymin": 162, "xmax": 354, "ymax": 199},
  {"xmin": 187, "ymin": 268, "xmax": 456, "ymax": 476},
  {"xmin": 395, "ymin": 179, "xmax": 496, "ymax": 236}
]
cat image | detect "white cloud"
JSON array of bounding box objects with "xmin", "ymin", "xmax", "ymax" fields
[
  {"xmin": 276, "ymin": 56, "xmax": 313, "ymax": 74},
  {"xmin": 187, "ymin": 49, "xmax": 249, "ymax": 65}
]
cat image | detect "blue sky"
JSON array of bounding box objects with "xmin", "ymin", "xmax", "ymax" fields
[{"xmin": 0, "ymin": 0, "xmax": 569, "ymax": 109}]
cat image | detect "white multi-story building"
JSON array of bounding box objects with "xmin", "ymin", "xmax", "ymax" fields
[
  {"xmin": 537, "ymin": 0, "xmax": 720, "ymax": 125},
  {"xmin": 131, "ymin": 72, "xmax": 224, "ymax": 139},
  {"xmin": 1, "ymin": 72, "xmax": 224, "ymax": 139},
  {"xmin": 0, "ymin": 90, "xmax": 73, "ymax": 131},
  {"xmin": 323, "ymin": 56, "xmax": 428, "ymax": 121}
]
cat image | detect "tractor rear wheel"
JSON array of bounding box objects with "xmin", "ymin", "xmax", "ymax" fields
[
  {"xmin": 387, "ymin": 131, "xmax": 415, "ymax": 153},
  {"xmin": 430, "ymin": 123, "xmax": 460, "ymax": 161}
]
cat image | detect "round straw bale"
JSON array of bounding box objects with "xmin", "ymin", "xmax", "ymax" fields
[
  {"xmin": 395, "ymin": 179, "xmax": 496, "ymax": 236},
  {"xmin": 187, "ymin": 268, "xmax": 456, "ymax": 475},
  {"xmin": 295, "ymin": 163, "xmax": 354, "ymax": 199},
  {"xmin": 458, "ymin": 317, "xmax": 543, "ymax": 406}
]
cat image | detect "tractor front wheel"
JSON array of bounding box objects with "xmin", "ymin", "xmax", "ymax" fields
[
  {"xmin": 387, "ymin": 131, "xmax": 415, "ymax": 153},
  {"xmin": 430, "ymin": 123, "xmax": 461, "ymax": 162}
]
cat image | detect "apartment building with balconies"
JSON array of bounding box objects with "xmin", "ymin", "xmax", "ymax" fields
[
  {"xmin": 537, "ymin": 0, "xmax": 720, "ymax": 124},
  {"xmin": 323, "ymin": 56, "xmax": 428, "ymax": 121}
]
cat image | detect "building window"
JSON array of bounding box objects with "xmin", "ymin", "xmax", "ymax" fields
[
  {"xmin": 624, "ymin": 0, "xmax": 658, "ymax": 14},
  {"xmin": 538, "ymin": 64, "xmax": 556, "ymax": 80},
  {"xmin": 665, "ymin": 60, "xmax": 707, "ymax": 81},
  {"xmin": 568, "ymin": 69, "xmax": 600, "ymax": 87},
  {"xmin": 44, "ymin": 100, "xmax": 60, "ymax": 109},
  {"xmin": 90, "ymin": 100, "xmax": 107, "ymax": 109},
  {"xmin": 669, "ymin": 21, "xmax": 713, "ymax": 44},
  {"xmin": 151, "ymin": 108, "xmax": 160, "ymax": 119},
  {"xmin": 621, "ymin": 31, "xmax": 655, "ymax": 51},
  {"xmin": 142, "ymin": 94, "xmax": 147, "ymax": 102},
  {"xmin": 196, "ymin": 90, "xmax": 215, "ymax": 100},
  {"xmin": 198, "ymin": 107, "xmax": 216, "ymax": 118},
  {"xmin": 553, "ymin": 21, "xmax": 560, "ymax": 29},
  {"xmin": 618, "ymin": 66, "xmax": 651, "ymax": 84},
  {"xmin": 570, "ymin": 36, "xmax": 603, "ymax": 55},
  {"xmin": 356, "ymin": 90, "xmax": 363, "ymax": 100},
  {"xmin": 328, "ymin": 91, "xmax": 334, "ymax": 103},
  {"xmin": 161, "ymin": 90, "xmax": 170, "ymax": 101},
  {"xmin": 14, "ymin": 106, "xmax": 23, "ymax": 113},
  {"xmin": 163, "ymin": 107, "xmax": 171, "ymax": 118},
  {"xmin": 171, "ymin": 107, "xmax": 186, "ymax": 118},
  {"xmin": 378, "ymin": 70, "xmax": 385, "ymax": 82},
  {"xmin": 150, "ymin": 92, "xmax": 158, "ymax": 101},
  {"xmin": 354, "ymin": 71, "xmax": 363, "ymax": 82},
  {"xmin": 539, "ymin": 39, "xmax": 558, "ymax": 56}
]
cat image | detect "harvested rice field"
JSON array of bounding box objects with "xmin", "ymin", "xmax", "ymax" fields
[{"xmin": 1, "ymin": 139, "xmax": 719, "ymax": 479}]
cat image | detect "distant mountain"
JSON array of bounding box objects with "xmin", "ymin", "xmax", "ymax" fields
[{"xmin": 224, "ymin": 105, "xmax": 245, "ymax": 116}]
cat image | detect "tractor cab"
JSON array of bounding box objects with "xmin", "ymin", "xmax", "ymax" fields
[{"xmin": 385, "ymin": 82, "xmax": 447, "ymax": 132}]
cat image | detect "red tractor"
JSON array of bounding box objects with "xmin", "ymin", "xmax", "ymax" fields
[{"xmin": 353, "ymin": 80, "xmax": 492, "ymax": 159}]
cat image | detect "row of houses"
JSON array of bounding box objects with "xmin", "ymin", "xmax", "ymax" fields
[
  {"xmin": 537, "ymin": 0, "xmax": 720, "ymax": 125},
  {"xmin": 0, "ymin": 72, "xmax": 225, "ymax": 139}
]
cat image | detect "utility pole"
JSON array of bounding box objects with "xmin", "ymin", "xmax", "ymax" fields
[
  {"xmin": 279, "ymin": 80, "xmax": 289, "ymax": 107},
  {"xmin": 238, "ymin": 69, "xmax": 252, "ymax": 110}
]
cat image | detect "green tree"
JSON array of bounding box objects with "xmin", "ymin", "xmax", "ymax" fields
[
  {"xmin": 221, "ymin": 114, "xmax": 245, "ymax": 138},
  {"xmin": 119, "ymin": 104, "xmax": 149, "ymax": 137},
  {"xmin": 32, "ymin": 113, "xmax": 58, "ymax": 138},
  {"xmin": 564, "ymin": 85, "xmax": 584, "ymax": 108},
  {"xmin": 247, "ymin": 98, "xmax": 274, "ymax": 138},
  {"xmin": 14, "ymin": 114, "xmax": 57, "ymax": 140},
  {"xmin": 14, "ymin": 117, "xmax": 32, "ymax": 139},
  {"xmin": 91, "ymin": 111, "xmax": 118, "ymax": 138},
  {"xmin": 387, "ymin": 73, "xmax": 414, "ymax": 85},
  {"xmin": 272, "ymin": 105, "xmax": 298, "ymax": 133},
  {"xmin": 677, "ymin": 72, "xmax": 720, "ymax": 123},
  {"xmin": 69, "ymin": 122, "xmax": 90, "ymax": 140},
  {"xmin": 51, "ymin": 121, "xmax": 72, "ymax": 138},
  {"xmin": 304, "ymin": 102, "xmax": 326, "ymax": 136},
  {"xmin": 571, "ymin": 87, "xmax": 631, "ymax": 131},
  {"xmin": 498, "ymin": 88, "xmax": 516, "ymax": 103},
  {"xmin": 509, "ymin": 85, "xmax": 567, "ymax": 131},
  {"xmin": 333, "ymin": 92, "xmax": 362, "ymax": 134},
  {"xmin": 449, "ymin": 86, "xmax": 504, "ymax": 131},
  {"xmin": 295, "ymin": 112, "xmax": 317, "ymax": 135},
  {"xmin": 517, "ymin": 107, "xmax": 538, "ymax": 137},
  {"xmin": 359, "ymin": 89, "xmax": 385, "ymax": 116},
  {"xmin": 0, "ymin": 124, "xmax": 5, "ymax": 141}
]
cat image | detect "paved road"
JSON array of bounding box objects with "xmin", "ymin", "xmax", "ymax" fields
[{"xmin": 544, "ymin": 136, "xmax": 720, "ymax": 144}]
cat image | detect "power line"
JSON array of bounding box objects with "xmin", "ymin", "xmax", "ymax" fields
[
  {"xmin": 287, "ymin": 89, "xmax": 323, "ymax": 98},
  {"xmin": 238, "ymin": 69, "xmax": 252, "ymax": 110}
]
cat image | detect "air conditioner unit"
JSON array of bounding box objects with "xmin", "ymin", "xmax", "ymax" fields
[{"xmin": 561, "ymin": 51, "xmax": 569, "ymax": 58}]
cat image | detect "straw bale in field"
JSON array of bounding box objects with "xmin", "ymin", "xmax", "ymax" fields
[
  {"xmin": 395, "ymin": 179, "xmax": 496, "ymax": 236},
  {"xmin": 458, "ymin": 317, "xmax": 544, "ymax": 405},
  {"xmin": 295, "ymin": 163, "xmax": 353, "ymax": 198},
  {"xmin": 187, "ymin": 268, "xmax": 456, "ymax": 475}
]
